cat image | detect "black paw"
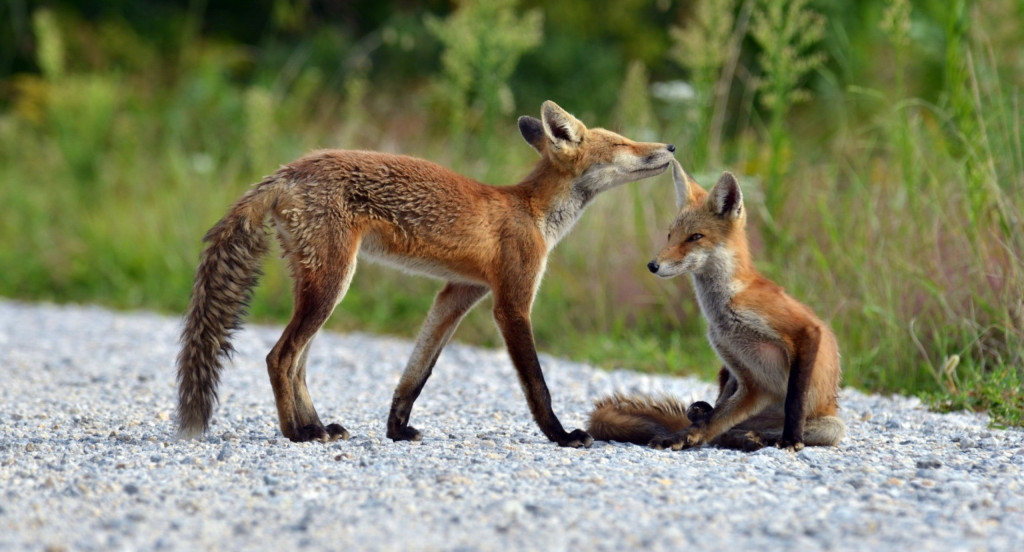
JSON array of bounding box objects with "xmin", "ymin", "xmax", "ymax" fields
[
  {"xmin": 325, "ymin": 423, "xmax": 350, "ymax": 441},
  {"xmin": 387, "ymin": 425, "xmax": 423, "ymax": 442},
  {"xmin": 686, "ymin": 401, "xmax": 714, "ymax": 424},
  {"xmin": 290, "ymin": 422, "xmax": 348, "ymax": 443},
  {"xmin": 740, "ymin": 431, "xmax": 766, "ymax": 452},
  {"xmin": 649, "ymin": 432, "xmax": 688, "ymax": 451},
  {"xmin": 556, "ymin": 429, "xmax": 593, "ymax": 448},
  {"xmin": 291, "ymin": 424, "xmax": 333, "ymax": 443},
  {"xmin": 777, "ymin": 438, "xmax": 805, "ymax": 452}
]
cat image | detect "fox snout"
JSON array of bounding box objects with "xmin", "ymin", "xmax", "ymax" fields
[{"xmin": 647, "ymin": 260, "xmax": 660, "ymax": 274}]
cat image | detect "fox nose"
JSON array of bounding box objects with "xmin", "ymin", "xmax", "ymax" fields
[
  {"xmin": 647, "ymin": 260, "xmax": 660, "ymax": 274},
  {"xmin": 666, "ymin": 144, "xmax": 676, "ymax": 153}
]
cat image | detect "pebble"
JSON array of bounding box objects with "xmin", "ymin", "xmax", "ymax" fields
[{"xmin": 0, "ymin": 300, "xmax": 1022, "ymax": 552}]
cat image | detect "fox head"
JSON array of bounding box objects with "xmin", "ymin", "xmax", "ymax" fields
[
  {"xmin": 648, "ymin": 160, "xmax": 746, "ymax": 278},
  {"xmin": 518, "ymin": 101, "xmax": 675, "ymax": 195}
]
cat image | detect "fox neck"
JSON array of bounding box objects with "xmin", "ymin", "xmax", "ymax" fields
[
  {"xmin": 515, "ymin": 157, "xmax": 609, "ymax": 248},
  {"xmin": 690, "ymin": 236, "xmax": 756, "ymax": 328}
]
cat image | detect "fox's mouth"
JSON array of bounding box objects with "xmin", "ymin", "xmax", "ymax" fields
[{"xmin": 633, "ymin": 162, "xmax": 670, "ymax": 174}]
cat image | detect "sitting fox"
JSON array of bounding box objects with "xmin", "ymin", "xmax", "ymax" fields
[
  {"xmin": 176, "ymin": 101, "xmax": 677, "ymax": 447},
  {"xmin": 588, "ymin": 160, "xmax": 845, "ymax": 451}
]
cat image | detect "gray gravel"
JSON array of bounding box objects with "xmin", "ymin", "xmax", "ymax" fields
[{"xmin": 1, "ymin": 299, "xmax": 1022, "ymax": 551}]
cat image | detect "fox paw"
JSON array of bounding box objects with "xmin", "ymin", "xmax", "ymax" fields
[
  {"xmin": 292, "ymin": 423, "xmax": 349, "ymax": 443},
  {"xmin": 325, "ymin": 423, "xmax": 350, "ymax": 441},
  {"xmin": 649, "ymin": 433, "xmax": 684, "ymax": 450},
  {"xmin": 386, "ymin": 425, "xmax": 423, "ymax": 442},
  {"xmin": 686, "ymin": 401, "xmax": 714, "ymax": 424},
  {"xmin": 741, "ymin": 431, "xmax": 765, "ymax": 452},
  {"xmin": 556, "ymin": 429, "xmax": 594, "ymax": 448},
  {"xmin": 776, "ymin": 438, "xmax": 805, "ymax": 452},
  {"xmin": 649, "ymin": 430, "xmax": 702, "ymax": 451}
]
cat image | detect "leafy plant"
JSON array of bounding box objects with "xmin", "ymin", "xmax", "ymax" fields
[
  {"xmin": 666, "ymin": 0, "xmax": 739, "ymax": 166},
  {"xmin": 749, "ymin": 0, "xmax": 826, "ymax": 228},
  {"xmin": 425, "ymin": 0, "xmax": 542, "ymax": 169}
]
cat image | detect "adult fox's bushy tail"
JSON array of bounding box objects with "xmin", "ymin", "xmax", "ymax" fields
[{"xmin": 175, "ymin": 178, "xmax": 280, "ymax": 439}]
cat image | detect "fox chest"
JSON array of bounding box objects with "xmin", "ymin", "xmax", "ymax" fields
[{"xmin": 703, "ymin": 304, "xmax": 791, "ymax": 392}]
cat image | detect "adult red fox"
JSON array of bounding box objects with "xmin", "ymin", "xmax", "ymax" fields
[
  {"xmin": 176, "ymin": 101, "xmax": 676, "ymax": 447},
  {"xmin": 588, "ymin": 160, "xmax": 845, "ymax": 451}
]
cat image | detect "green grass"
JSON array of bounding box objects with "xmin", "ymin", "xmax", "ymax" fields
[{"xmin": 1, "ymin": 2, "xmax": 1021, "ymax": 427}]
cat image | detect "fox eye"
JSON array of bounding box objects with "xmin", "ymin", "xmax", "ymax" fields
[{"xmin": 686, "ymin": 233, "xmax": 704, "ymax": 242}]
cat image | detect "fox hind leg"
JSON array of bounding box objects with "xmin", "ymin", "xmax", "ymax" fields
[
  {"xmin": 292, "ymin": 339, "xmax": 350, "ymax": 441},
  {"xmin": 267, "ymin": 240, "xmax": 357, "ymax": 442}
]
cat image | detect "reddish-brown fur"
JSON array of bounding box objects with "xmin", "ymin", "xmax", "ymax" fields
[
  {"xmin": 176, "ymin": 101, "xmax": 676, "ymax": 446},
  {"xmin": 587, "ymin": 160, "xmax": 845, "ymax": 451}
]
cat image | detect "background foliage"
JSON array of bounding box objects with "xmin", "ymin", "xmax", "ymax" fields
[{"xmin": 1, "ymin": 0, "xmax": 1021, "ymax": 425}]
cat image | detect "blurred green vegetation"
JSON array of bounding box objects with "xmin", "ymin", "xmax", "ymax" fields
[{"xmin": 0, "ymin": 0, "xmax": 1020, "ymax": 425}]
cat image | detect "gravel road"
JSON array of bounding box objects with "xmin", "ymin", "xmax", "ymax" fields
[{"xmin": 1, "ymin": 299, "xmax": 1022, "ymax": 551}]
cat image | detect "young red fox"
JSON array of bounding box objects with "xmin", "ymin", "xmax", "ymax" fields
[
  {"xmin": 176, "ymin": 101, "xmax": 676, "ymax": 447},
  {"xmin": 588, "ymin": 160, "xmax": 845, "ymax": 451}
]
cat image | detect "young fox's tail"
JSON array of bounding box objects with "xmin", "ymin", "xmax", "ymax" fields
[
  {"xmin": 588, "ymin": 392, "xmax": 846, "ymax": 448},
  {"xmin": 175, "ymin": 177, "xmax": 281, "ymax": 439},
  {"xmin": 587, "ymin": 393, "xmax": 693, "ymax": 445}
]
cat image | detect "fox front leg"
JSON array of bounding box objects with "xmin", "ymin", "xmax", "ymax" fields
[{"xmin": 387, "ymin": 283, "xmax": 488, "ymax": 442}]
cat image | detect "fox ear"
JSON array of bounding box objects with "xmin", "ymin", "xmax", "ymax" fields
[
  {"xmin": 541, "ymin": 100, "xmax": 585, "ymax": 148},
  {"xmin": 518, "ymin": 116, "xmax": 546, "ymax": 155},
  {"xmin": 708, "ymin": 172, "xmax": 743, "ymax": 220},
  {"xmin": 671, "ymin": 160, "xmax": 702, "ymax": 209}
]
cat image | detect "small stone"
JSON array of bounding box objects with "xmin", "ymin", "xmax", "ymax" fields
[
  {"xmin": 217, "ymin": 444, "xmax": 232, "ymax": 462},
  {"xmin": 916, "ymin": 456, "xmax": 942, "ymax": 469},
  {"xmin": 959, "ymin": 437, "xmax": 978, "ymax": 449},
  {"xmin": 124, "ymin": 484, "xmax": 140, "ymax": 495}
]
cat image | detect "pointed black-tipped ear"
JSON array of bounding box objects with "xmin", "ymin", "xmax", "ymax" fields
[
  {"xmin": 518, "ymin": 116, "xmax": 546, "ymax": 155},
  {"xmin": 541, "ymin": 100, "xmax": 585, "ymax": 148},
  {"xmin": 708, "ymin": 172, "xmax": 743, "ymax": 220}
]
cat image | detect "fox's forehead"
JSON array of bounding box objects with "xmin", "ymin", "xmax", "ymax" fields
[
  {"xmin": 669, "ymin": 209, "xmax": 704, "ymax": 232},
  {"xmin": 669, "ymin": 204, "xmax": 726, "ymax": 234},
  {"xmin": 587, "ymin": 128, "xmax": 631, "ymax": 143}
]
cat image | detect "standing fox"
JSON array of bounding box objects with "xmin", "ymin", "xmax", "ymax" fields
[
  {"xmin": 588, "ymin": 160, "xmax": 845, "ymax": 451},
  {"xmin": 176, "ymin": 100, "xmax": 676, "ymax": 447}
]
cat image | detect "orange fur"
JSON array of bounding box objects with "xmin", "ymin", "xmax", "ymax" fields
[
  {"xmin": 588, "ymin": 160, "xmax": 845, "ymax": 451},
  {"xmin": 588, "ymin": 393, "xmax": 692, "ymax": 444},
  {"xmin": 176, "ymin": 101, "xmax": 676, "ymax": 447}
]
